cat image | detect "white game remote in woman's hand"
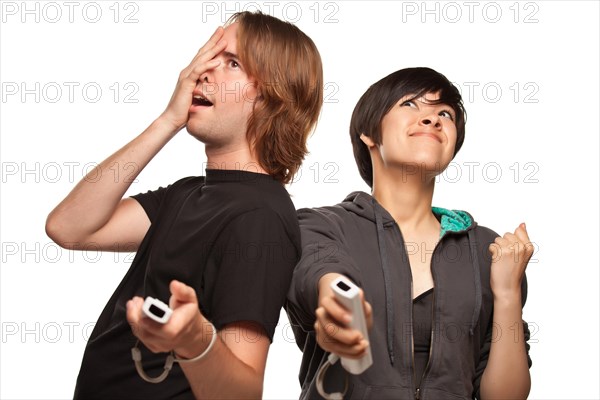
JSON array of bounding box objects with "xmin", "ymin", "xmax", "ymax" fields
[{"xmin": 330, "ymin": 276, "xmax": 373, "ymax": 374}]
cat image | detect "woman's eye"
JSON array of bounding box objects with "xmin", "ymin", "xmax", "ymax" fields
[
  {"xmin": 229, "ymin": 60, "xmax": 240, "ymax": 68},
  {"xmin": 401, "ymin": 100, "xmax": 416, "ymax": 108},
  {"xmin": 439, "ymin": 110, "xmax": 454, "ymax": 120}
]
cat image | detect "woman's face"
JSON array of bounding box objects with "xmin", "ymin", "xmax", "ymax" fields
[{"xmin": 375, "ymin": 91, "xmax": 458, "ymax": 177}]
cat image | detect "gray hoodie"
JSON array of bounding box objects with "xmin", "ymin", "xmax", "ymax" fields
[{"xmin": 286, "ymin": 192, "xmax": 531, "ymax": 399}]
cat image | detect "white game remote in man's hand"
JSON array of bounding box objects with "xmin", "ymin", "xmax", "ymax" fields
[
  {"xmin": 330, "ymin": 276, "xmax": 373, "ymax": 374},
  {"xmin": 142, "ymin": 297, "xmax": 173, "ymax": 324}
]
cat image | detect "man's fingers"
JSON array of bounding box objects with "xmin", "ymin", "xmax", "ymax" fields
[
  {"xmin": 169, "ymin": 280, "xmax": 197, "ymax": 309},
  {"xmin": 126, "ymin": 296, "xmax": 144, "ymax": 325},
  {"xmin": 206, "ymin": 26, "xmax": 225, "ymax": 45},
  {"xmin": 191, "ymin": 38, "xmax": 228, "ymax": 67},
  {"xmin": 126, "ymin": 297, "xmax": 161, "ymax": 342},
  {"xmin": 195, "ymin": 26, "xmax": 225, "ymax": 58},
  {"xmin": 181, "ymin": 38, "xmax": 227, "ymax": 87},
  {"xmin": 187, "ymin": 59, "xmax": 221, "ymax": 82},
  {"xmin": 127, "ymin": 293, "xmax": 188, "ymax": 353}
]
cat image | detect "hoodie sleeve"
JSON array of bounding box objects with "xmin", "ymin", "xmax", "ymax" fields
[
  {"xmin": 286, "ymin": 207, "xmax": 363, "ymax": 348},
  {"xmin": 473, "ymin": 274, "xmax": 533, "ymax": 399}
]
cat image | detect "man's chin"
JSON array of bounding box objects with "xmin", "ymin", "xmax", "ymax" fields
[{"xmin": 185, "ymin": 124, "xmax": 208, "ymax": 143}]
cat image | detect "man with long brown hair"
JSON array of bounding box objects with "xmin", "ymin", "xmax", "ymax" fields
[{"xmin": 45, "ymin": 11, "xmax": 322, "ymax": 399}]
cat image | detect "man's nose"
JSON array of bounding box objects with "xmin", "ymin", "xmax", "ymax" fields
[
  {"xmin": 199, "ymin": 71, "xmax": 210, "ymax": 83},
  {"xmin": 199, "ymin": 59, "xmax": 225, "ymax": 83}
]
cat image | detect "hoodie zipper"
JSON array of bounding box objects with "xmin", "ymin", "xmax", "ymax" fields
[
  {"xmin": 404, "ymin": 231, "xmax": 433, "ymax": 400},
  {"xmin": 414, "ymin": 289, "xmax": 435, "ymax": 399},
  {"xmin": 410, "ymin": 280, "xmax": 418, "ymax": 398},
  {"xmin": 413, "ymin": 235, "xmax": 445, "ymax": 400}
]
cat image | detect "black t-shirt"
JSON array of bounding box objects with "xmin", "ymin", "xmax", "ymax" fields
[
  {"xmin": 73, "ymin": 170, "xmax": 301, "ymax": 399},
  {"xmin": 413, "ymin": 288, "xmax": 433, "ymax": 390}
]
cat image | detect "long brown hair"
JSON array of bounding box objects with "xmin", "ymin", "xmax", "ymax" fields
[{"xmin": 229, "ymin": 12, "xmax": 323, "ymax": 184}]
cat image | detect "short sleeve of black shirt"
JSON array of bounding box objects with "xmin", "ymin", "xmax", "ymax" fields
[
  {"xmin": 132, "ymin": 186, "xmax": 168, "ymax": 222},
  {"xmin": 132, "ymin": 179, "xmax": 195, "ymax": 223}
]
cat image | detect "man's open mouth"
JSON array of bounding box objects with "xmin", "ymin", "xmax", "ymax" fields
[{"xmin": 192, "ymin": 95, "xmax": 213, "ymax": 107}]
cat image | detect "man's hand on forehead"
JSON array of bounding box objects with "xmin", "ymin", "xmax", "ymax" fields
[{"xmin": 157, "ymin": 27, "xmax": 227, "ymax": 132}]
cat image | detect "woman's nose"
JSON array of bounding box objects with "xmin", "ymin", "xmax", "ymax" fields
[{"xmin": 420, "ymin": 113, "xmax": 441, "ymax": 128}]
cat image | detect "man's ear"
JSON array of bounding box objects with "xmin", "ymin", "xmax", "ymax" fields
[
  {"xmin": 360, "ymin": 134, "xmax": 376, "ymax": 148},
  {"xmin": 251, "ymin": 81, "xmax": 263, "ymax": 102}
]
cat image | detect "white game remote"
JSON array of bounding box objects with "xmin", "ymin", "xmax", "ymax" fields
[
  {"xmin": 330, "ymin": 276, "xmax": 373, "ymax": 374},
  {"xmin": 142, "ymin": 296, "xmax": 173, "ymax": 324}
]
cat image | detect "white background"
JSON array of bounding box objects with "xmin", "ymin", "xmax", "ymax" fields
[{"xmin": 1, "ymin": 1, "xmax": 599, "ymax": 399}]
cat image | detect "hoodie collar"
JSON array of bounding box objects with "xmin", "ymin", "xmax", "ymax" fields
[
  {"xmin": 432, "ymin": 207, "xmax": 473, "ymax": 237},
  {"xmin": 342, "ymin": 191, "xmax": 475, "ymax": 235}
]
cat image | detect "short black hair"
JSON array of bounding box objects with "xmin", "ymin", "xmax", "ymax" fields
[{"xmin": 350, "ymin": 67, "xmax": 466, "ymax": 188}]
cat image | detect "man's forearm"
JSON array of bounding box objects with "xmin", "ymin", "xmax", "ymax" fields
[
  {"xmin": 46, "ymin": 117, "xmax": 179, "ymax": 246},
  {"xmin": 479, "ymin": 293, "xmax": 531, "ymax": 399},
  {"xmin": 179, "ymin": 334, "xmax": 264, "ymax": 399}
]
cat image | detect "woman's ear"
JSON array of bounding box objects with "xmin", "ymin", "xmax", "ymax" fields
[{"xmin": 360, "ymin": 134, "xmax": 376, "ymax": 148}]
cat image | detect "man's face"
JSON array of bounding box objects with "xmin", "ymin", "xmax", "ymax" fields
[
  {"xmin": 186, "ymin": 22, "xmax": 259, "ymax": 150},
  {"xmin": 376, "ymin": 91, "xmax": 458, "ymax": 177}
]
